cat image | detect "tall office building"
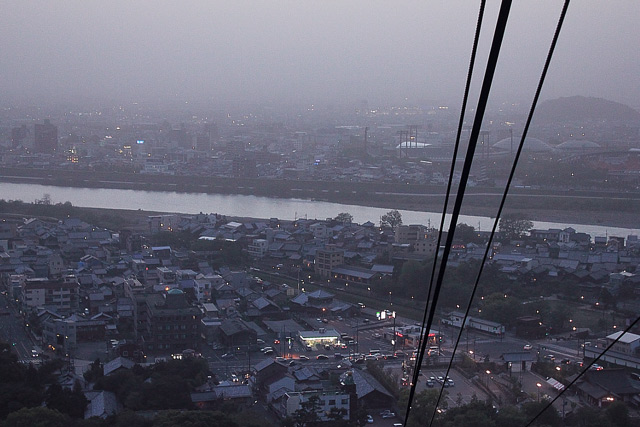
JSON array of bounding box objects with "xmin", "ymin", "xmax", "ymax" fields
[
  {"xmin": 11, "ymin": 125, "xmax": 28, "ymax": 147},
  {"xmin": 34, "ymin": 119, "xmax": 58, "ymax": 153}
]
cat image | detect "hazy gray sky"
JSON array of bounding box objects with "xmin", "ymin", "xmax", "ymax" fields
[{"xmin": 1, "ymin": 1, "xmax": 638, "ymax": 108}]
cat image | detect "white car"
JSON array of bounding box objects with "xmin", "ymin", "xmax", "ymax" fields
[
  {"xmin": 367, "ymin": 415, "xmax": 374, "ymax": 424},
  {"xmin": 523, "ymin": 344, "xmax": 532, "ymax": 350}
]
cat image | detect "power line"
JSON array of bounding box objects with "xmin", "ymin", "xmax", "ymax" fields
[
  {"xmin": 429, "ymin": 2, "xmax": 572, "ymax": 423},
  {"xmin": 404, "ymin": 1, "xmax": 514, "ymax": 425},
  {"xmin": 404, "ymin": 0, "xmax": 487, "ymax": 422}
]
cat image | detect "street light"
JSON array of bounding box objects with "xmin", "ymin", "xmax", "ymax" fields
[{"xmin": 536, "ymin": 382, "xmax": 542, "ymax": 402}]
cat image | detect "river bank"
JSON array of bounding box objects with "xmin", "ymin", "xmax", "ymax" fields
[
  {"xmin": 1, "ymin": 167, "xmax": 639, "ymax": 231},
  {"xmin": 1, "ymin": 181, "xmax": 638, "ymax": 234},
  {"xmin": 3, "ymin": 199, "xmax": 636, "ymax": 237}
]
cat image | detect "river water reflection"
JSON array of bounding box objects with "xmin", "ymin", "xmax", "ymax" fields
[{"xmin": 2, "ymin": 182, "xmax": 638, "ymax": 238}]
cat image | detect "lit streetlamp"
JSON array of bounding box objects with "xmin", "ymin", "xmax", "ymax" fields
[{"xmin": 536, "ymin": 382, "xmax": 542, "ymax": 402}]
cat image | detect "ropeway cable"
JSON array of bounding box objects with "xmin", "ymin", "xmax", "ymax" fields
[
  {"xmin": 403, "ymin": 1, "xmax": 513, "ymax": 425},
  {"xmin": 428, "ymin": 1, "xmax": 571, "ymax": 424},
  {"xmin": 404, "ymin": 0, "xmax": 486, "ymax": 423}
]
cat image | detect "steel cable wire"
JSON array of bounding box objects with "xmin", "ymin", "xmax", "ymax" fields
[
  {"xmin": 428, "ymin": 2, "xmax": 571, "ymax": 426},
  {"xmin": 403, "ymin": 1, "xmax": 487, "ymax": 424},
  {"xmin": 403, "ymin": 1, "xmax": 513, "ymax": 425}
]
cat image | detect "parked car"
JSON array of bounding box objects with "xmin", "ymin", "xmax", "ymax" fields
[
  {"xmin": 367, "ymin": 415, "xmax": 374, "ymax": 424},
  {"xmin": 381, "ymin": 412, "xmax": 396, "ymax": 419},
  {"xmin": 221, "ymin": 353, "xmax": 235, "ymax": 359}
]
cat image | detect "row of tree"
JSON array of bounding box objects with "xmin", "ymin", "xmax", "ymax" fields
[{"xmin": 334, "ymin": 209, "xmax": 403, "ymax": 229}]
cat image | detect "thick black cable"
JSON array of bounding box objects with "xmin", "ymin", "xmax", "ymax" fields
[
  {"xmin": 404, "ymin": 1, "xmax": 486, "ymax": 423},
  {"xmin": 430, "ymin": 1, "xmax": 571, "ymax": 422},
  {"xmin": 525, "ymin": 315, "xmax": 640, "ymax": 427},
  {"xmin": 404, "ymin": 1, "xmax": 513, "ymax": 425}
]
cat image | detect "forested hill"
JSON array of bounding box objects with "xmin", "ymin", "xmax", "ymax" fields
[{"xmin": 535, "ymin": 96, "xmax": 640, "ymax": 123}]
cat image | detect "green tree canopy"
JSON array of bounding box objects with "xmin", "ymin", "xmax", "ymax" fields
[
  {"xmin": 0, "ymin": 407, "xmax": 71, "ymax": 427},
  {"xmin": 334, "ymin": 212, "xmax": 353, "ymax": 224},
  {"xmin": 380, "ymin": 210, "xmax": 403, "ymax": 229},
  {"xmin": 152, "ymin": 410, "xmax": 239, "ymax": 427},
  {"xmin": 292, "ymin": 395, "xmax": 321, "ymax": 427},
  {"xmin": 45, "ymin": 383, "xmax": 88, "ymax": 419},
  {"xmin": 499, "ymin": 213, "xmax": 533, "ymax": 240},
  {"xmin": 398, "ymin": 389, "xmax": 446, "ymax": 427}
]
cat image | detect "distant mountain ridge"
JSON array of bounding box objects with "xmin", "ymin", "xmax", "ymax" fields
[{"xmin": 535, "ymin": 96, "xmax": 640, "ymax": 123}]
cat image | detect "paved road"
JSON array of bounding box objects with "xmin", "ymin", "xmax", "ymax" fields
[{"xmin": 0, "ymin": 292, "xmax": 37, "ymax": 362}]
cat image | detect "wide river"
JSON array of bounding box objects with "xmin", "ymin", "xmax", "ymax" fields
[{"xmin": 2, "ymin": 182, "xmax": 638, "ymax": 238}]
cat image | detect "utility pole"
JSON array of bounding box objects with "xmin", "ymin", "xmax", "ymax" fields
[
  {"xmin": 392, "ymin": 312, "xmax": 397, "ymax": 353},
  {"xmin": 355, "ymin": 319, "xmax": 359, "ymax": 355}
]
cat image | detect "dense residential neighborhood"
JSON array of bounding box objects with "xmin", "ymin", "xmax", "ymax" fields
[{"xmin": 0, "ymin": 204, "xmax": 639, "ymax": 425}]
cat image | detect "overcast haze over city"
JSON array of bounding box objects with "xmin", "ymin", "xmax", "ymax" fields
[{"xmin": 1, "ymin": 1, "xmax": 639, "ymax": 109}]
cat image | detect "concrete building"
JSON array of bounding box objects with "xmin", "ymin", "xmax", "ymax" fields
[
  {"xmin": 34, "ymin": 119, "xmax": 58, "ymax": 153},
  {"xmin": 314, "ymin": 246, "xmax": 344, "ymax": 277},
  {"xmin": 138, "ymin": 289, "xmax": 201, "ymax": 354},
  {"xmin": 248, "ymin": 239, "xmax": 269, "ymax": 258},
  {"xmin": 21, "ymin": 276, "xmax": 79, "ymax": 315}
]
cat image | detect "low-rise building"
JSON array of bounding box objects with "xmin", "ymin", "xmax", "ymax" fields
[
  {"xmin": 314, "ymin": 246, "xmax": 344, "ymax": 277},
  {"xmin": 21, "ymin": 276, "xmax": 79, "ymax": 315},
  {"xmin": 248, "ymin": 239, "xmax": 269, "ymax": 258}
]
